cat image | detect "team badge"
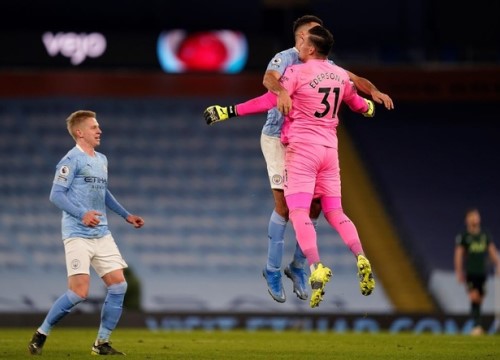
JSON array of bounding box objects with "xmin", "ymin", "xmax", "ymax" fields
[
  {"xmin": 272, "ymin": 174, "xmax": 283, "ymax": 185},
  {"xmin": 71, "ymin": 259, "xmax": 81, "ymax": 270}
]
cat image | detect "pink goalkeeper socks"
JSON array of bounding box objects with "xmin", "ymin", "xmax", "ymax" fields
[
  {"xmin": 288, "ymin": 208, "xmax": 320, "ymax": 265},
  {"xmin": 324, "ymin": 210, "xmax": 364, "ymax": 256}
]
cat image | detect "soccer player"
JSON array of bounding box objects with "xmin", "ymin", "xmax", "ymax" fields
[
  {"xmin": 454, "ymin": 208, "xmax": 499, "ymax": 335},
  {"xmin": 28, "ymin": 110, "xmax": 145, "ymax": 355},
  {"xmin": 259, "ymin": 15, "xmax": 392, "ymax": 303},
  {"xmin": 204, "ymin": 25, "xmax": 376, "ymax": 308},
  {"xmin": 208, "ymin": 15, "xmax": 393, "ymax": 304}
]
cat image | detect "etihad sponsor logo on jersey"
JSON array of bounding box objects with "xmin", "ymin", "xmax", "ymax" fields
[{"xmin": 84, "ymin": 176, "xmax": 107, "ymax": 184}]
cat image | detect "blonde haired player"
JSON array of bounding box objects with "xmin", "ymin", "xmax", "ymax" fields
[{"xmin": 28, "ymin": 110, "xmax": 144, "ymax": 355}]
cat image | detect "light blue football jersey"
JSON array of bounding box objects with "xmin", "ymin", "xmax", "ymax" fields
[
  {"xmin": 52, "ymin": 146, "xmax": 111, "ymax": 240},
  {"xmin": 262, "ymin": 47, "xmax": 300, "ymax": 138}
]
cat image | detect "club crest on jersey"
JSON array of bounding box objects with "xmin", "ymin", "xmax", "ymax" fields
[{"xmin": 272, "ymin": 174, "xmax": 283, "ymax": 185}]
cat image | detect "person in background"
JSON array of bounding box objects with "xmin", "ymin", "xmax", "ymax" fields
[
  {"xmin": 28, "ymin": 110, "xmax": 145, "ymax": 355},
  {"xmin": 454, "ymin": 207, "xmax": 499, "ymax": 335}
]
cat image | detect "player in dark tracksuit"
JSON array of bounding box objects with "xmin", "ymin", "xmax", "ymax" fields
[{"xmin": 454, "ymin": 208, "xmax": 499, "ymax": 335}]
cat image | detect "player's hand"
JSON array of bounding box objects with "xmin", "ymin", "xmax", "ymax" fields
[
  {"xmin": 362, "ymin": 99, "xmax": 375, "ymax": 117},
  {"xmin": 277, "ymin": 90, "xmax": 292, "ymax": 115},
  {"xmin": 204, "ymin": 105, "xmax": 237, "ymax": 125},
  {"xmin": 371, "ymin": 90, "xmax": 394, "ymax": 110},
  {"xmin": 127, "ymin": 214, "xmax": 145, "ymax": 228},
  {"xmin": 82, "ymin": 210, "xmax": 102, "ymax": 227}
]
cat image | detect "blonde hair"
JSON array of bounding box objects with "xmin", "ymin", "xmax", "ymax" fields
[{"xmin": 66, "ymin": 110, "xmax": 96, "ymax": 141}]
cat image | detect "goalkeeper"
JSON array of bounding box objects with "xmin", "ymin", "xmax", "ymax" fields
[
  {"xmin": 204, "ymin": 25, "xmax": 375, "ymax": 308},
  {"xmin": 207, "ymin": 15, "xmax": 390, "ymax": 305}
]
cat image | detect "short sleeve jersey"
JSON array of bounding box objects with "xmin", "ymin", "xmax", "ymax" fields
[
  {"xmin": 455, "ymin": 230, "xmax": 493, "ymax": 275},
  {"xmin": 53, "ymin": 146, "xmax": 111, "ymax": 240},
  {"xmin": 262, "ymin": 47, "xmax": 300, "ymax": 137}
]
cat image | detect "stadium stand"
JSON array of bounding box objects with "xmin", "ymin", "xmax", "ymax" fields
[
  {"xmin": 0, "ymin": 98, "xmax": 392, "ymax": 313},
  {"xmin": 1, "ymin": 97, "xmax": 497, "ymax": 315}
]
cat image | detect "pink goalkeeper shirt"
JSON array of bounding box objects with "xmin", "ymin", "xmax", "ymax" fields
[
  {"xmin": 235, "ymin": 59, "xmax": 369, "ymax": 148},
  {"xmin": 279, "ymin": 59, "xmax": 367, "ymax": 148}
]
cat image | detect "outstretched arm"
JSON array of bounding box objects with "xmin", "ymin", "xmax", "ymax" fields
[
  {"xmin": 204, "ymin": 92, "xmax": 277, "ymax": 125},
  {"xmin": 346, "ymin": 70, "xmax": 394, "ymax": 110},
  {"xmin": 343, "ymin": 81, "xmax": 376, "ymax": 117}
]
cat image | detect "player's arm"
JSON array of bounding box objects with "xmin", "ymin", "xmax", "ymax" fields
[
  {"xmin": 263, "ymin": 69, "xmax": 292, "ymax": 115},
  {"xmin": 49, "ymin": 183, "xmax": 86, "ymax": 219},
  {"xmin": 50, "ymin": 184, "xmax": 103, "ymax": 226},
  {"xmin": 342, "ymin": 81, "xmax": 375, "ymax": 117},
  {"xmin": 487, "ymin": 242, "xmax": 500, "ymax": 275},
  {"xmin": 105, "ymin": 189, "xmax": 130, "ymax": 219},
  {"xmin": 454, "ymin": 244, "xmax": 465, "ymax": 283},
  {"xmin": 106, "ymin": 189, "xmax": 144, "ymax": 228},
  {"xmin": 346, "ymin": 70, "xmax": 394, "ymax": 110},
  {"xmin": 204, "ymin": 92, "xmax": 277, "ymax": 125}
]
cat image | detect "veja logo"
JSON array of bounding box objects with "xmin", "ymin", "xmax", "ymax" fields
[{"xmin": 42, "ymin": 32, "xmax": 107, "ymax": 65}]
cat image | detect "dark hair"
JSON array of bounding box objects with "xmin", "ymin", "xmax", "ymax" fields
[
  {"xmin": 292, "ymin": 15, "xmax": 323, "ymax": 34},
  {"xmin": 465, "ymin": 207, "xmax": 480, "ymax": 217},
  {"xmin": 307, "ymin": 25, "xmax": 334, "ymax": 57}
]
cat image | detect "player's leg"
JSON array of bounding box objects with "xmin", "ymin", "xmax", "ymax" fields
[
  {"xmin": 494, "ymin": 272, "xmax": 500, "ymax": 333},
  {"xmin": 318, "ymin": 148, "xmax": 374, "ymax": 296},
  {"xmin": 287, "ymin": 194, "xmax": 332, "ymax": 308},
  {"xmin": 28, "ymin": 238, "xmax": 89, "ymax": 355},
  {"xmin": 261, "ymin": 134, "xmax": 312, "ymax": 301},
  {"xmin": 261, "ymin": 133, "xmax": 287, "ymax": 302},
  {"xmin": 322, "ymin": 199, "xmax": 375, "ymax": 296},
  {"xmin": 469, "ymin": 276, "xmax": 486, "ymax": 335},
  {"xmin": 283, "ymin": 199, "xmax": 317, "ymax": 301},
  {"xmin": 91, "ymin": 234, "xmax": 128, "ymax": 355},
  {"xmin": 285, "ymin": 143, "xmax": 331, "ymax": 307},
  {"xmin": 28, "ymin": 276, "xmax": 87, "ymax": 355}
]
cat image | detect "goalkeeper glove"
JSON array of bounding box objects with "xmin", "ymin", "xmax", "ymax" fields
[
  {"xmin": 204, "ymin": 105, "xmax": 237, "ymax": 125},
  {"xmin": 362, "ymin": 99, "xmax": 375, "ymax": 117}
]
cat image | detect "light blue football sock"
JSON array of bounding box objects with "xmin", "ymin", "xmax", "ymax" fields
[
  {"xmin": 292, "ymin": 218, "xmax": 318, "ymax": 269},
  {"xmin": 97, "ymin": 282, "xmax": 127, "ymax": 342},
  {"xmin": 39, "ymin": 290, "xmax": 85, "ymax": 335},
  {"xmin": 266, "ymin": 210, "xmax": 287, "ymax": 272}
]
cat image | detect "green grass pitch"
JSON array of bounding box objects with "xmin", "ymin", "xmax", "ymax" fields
[{"xmin": 2, "ymin": 328, "xmax": 498, "ymax": 359}]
